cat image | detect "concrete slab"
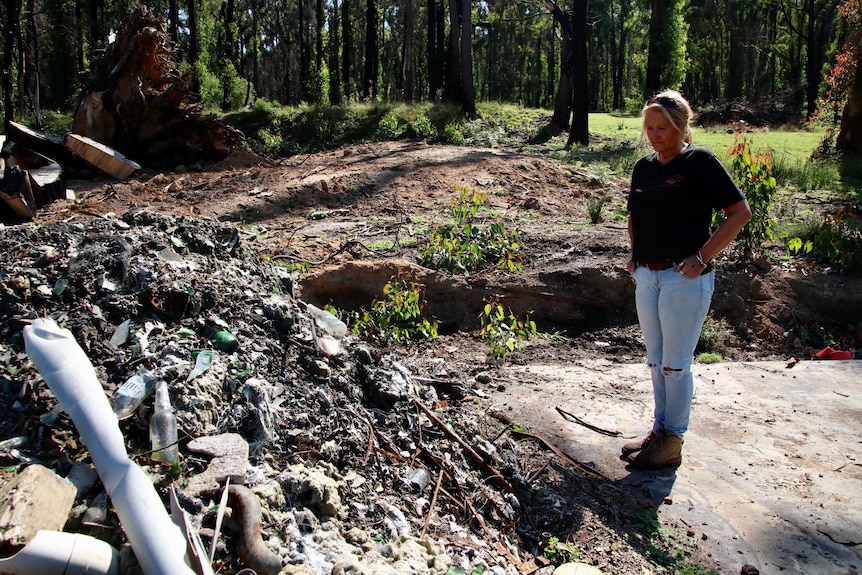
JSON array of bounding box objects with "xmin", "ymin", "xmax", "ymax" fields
[{"xmin": 488, "ymin": 359, "xmax": 862, "ymax": 575}]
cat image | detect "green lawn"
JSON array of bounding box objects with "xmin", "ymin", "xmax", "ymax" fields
[{"xmin": 589, "ymin": 112, "xmax": 826, "ymax": 163}]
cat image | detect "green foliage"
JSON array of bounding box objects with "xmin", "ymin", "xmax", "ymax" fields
[
  {"xmin": 479, "ymin": 301, "xmax": 537, "ymax": 362},
  {"xmin": 376, "ymin": 112, "xmax": 404, "ymax": 140},
  {"xmin": 785, "ymin": 235, "xmax": 814, "ymax": 257},
  {"xmin": 727, "ymin": 131, "xmax": 778, "ymax": 258},
  {"xmin": 441, "ymin": 123, "xmax": 465, "ymax": 145},
  {"xmin": 785, "ymin": 319, "xmax": 835, "ymax": 349},
  {"xmin": 445, "ymin": 566, "xmax": 485, "ymax": 575},
  {"xmin": 697, "ymin": 352, "xmax": 722, "ymax": 364},
  {"xmin": 772, "ymin": 154, "xmax": 839, "ymax": 193},
  {"xmin": 809, "ymin": 212, "xmax": 862, "ymax": 272},
  {"xmin": 586, "ymin": 192, "xmax": 607, "ymax": 224},
  {"xmin": 541, "ymin": 535, "xmax": 579, "ymax": 566},
  {"xmin": 217, "ymin": 59, "xmax": 251, "ymax": 111},
  {"xmin": 410, "ymin": 116, "xmax": 436, "ymax": 140},
  {"xmin": 19, "ymin": 110, "xmax": 73, "ymax": 135},
  {"xmin": 650, "ymin": 0, "xmax": 689, "ymax": 90},
  {"xmin": 420, "ymin": 186, "xmax": 523, "ymax": 275},
  {"xmin": 187, "ymin": 61, "xmax": 223, "ymax": 112},
  {"xmin": 351, "ymin": 278, "xmax": 438, "ymax": 345},
  {"xmin": 698, "ymin": 315, "xmax": 731, "ymax": 354},
  {"xmin": 257, "ymin": 128, "xmax": 296, "ymax": 157}
]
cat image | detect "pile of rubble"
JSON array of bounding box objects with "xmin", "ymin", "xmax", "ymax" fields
[{"xmin": 0, "ymin": 210, "xmax": 656, "ymax": 575}]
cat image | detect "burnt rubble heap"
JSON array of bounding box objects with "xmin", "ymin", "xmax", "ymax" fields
[{"xmin": 0, "ymin": 210, "xmax": 642, "ymax": 575}]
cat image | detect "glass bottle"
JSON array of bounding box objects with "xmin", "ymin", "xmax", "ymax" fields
[{"xmin": 149, "ymin": 379, "xmax": 179, "ymax": 464}]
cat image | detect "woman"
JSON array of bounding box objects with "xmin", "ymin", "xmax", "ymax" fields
[{"xmin": 623, "ymin": 89, "xmax": 752, "ymax": 470}]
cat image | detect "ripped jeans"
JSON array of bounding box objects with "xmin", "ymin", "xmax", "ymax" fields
[{"xmin": 632, "ymin": 265, "xmax": 714, "ymax": 436}]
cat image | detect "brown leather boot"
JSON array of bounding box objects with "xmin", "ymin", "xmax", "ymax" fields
[
  {"xmin": 620, "ymin": 430, "xmax": 657, "ymax": 458},
  {"xmin": 625, "ymin": 428, "xmax": 683, "ymax": 470}
]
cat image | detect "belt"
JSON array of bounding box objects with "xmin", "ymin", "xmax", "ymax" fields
[
  {"xmin": 641, "ymin": 261, "xmax": 674, "ymax": 271},
  {"xmin": 639, "ymin": 260, "xmax": 714, "ymax": 274}
]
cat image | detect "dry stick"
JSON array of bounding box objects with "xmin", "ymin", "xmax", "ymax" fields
[
  {"xmin": 420, "ymin": 468, "xmax": 445, "ymax": 539},
  {"xmin": 492, "ymin": 408, "xmax": 609, "ymax": 479},
  {"xmin": 510, "ymin": 429, "xmax": 609, "ymax": 481},
  {"xmin": 412, "ymin": 399, "xmax": 514, "ymax": 493},
  {"xmin": 363, "ymin": 416, "xmax": 377, "ymax": 467},
  {"xmin": 526, "ymin": 458, "xmax": 553, "ymax": 483},
  {"xmin": 555, "ymin": 406, "xmax": 623, "ymax": 437},
  {"xmin": 464, "ymin": 498, "xmax": 531, "ymax": 575}
]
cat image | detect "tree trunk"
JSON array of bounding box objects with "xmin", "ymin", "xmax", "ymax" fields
[
  {"xmin": 547, "ymin": 20, "xmax": 556, "ymax": 107},
  {"xmin": 341, "ymin": 0, "xmax": 352, "ymax": 101},
  {"xmin": 459, "ymin": 0, "xmax": 475, "ymax": 115},
  {"xmin": 189, "ymin": 0, "xmax": 199, "ymax": 93},
  {"xmin": 403, "ymin": 0, "xmax": 415, "ymax": 102},
  {"xmin": 427, "ymin": 0, "xmax": 442, "ymax": 100},
  {"xmin": 252, "ymin": 0, "xmax": 260, "ymax": 103},
  {"xmin": 27, "ymin": 0, "xmax": 40, "ymax": 126},
  {"xmin": 75, "ymin": 0, "xmax": 85, "ymax": 72},
  {"xmin": 221, "ymin": 0, "xmax": 236, "ymax": 111},
  {"xmin": 89, "ymin": 0, "xmax": 101, "ymax": 56},
  {"xmin": 567, "ymin": 0, "xmax": 588, "ymax": 147},
  {"xmin": 316, "ymin": 0, "xmax": 324, "ymax": 101},
  {"xmin": 296, "ymin": 0, "xmax": 310, "ymax": 102},
  {"xmin": 445, "ymin": 0, "xmax": 462, "ymax": 103},
  {"xmin": 612, "ymin": 0, "xmax": 628, "ymax": 111},
  {"xmin": 543, "ymin": 0, "xmax": 574, "ymax": 129},
  {"xmin": 804, "ymin": 0, "xmax": 839, "ymax": 120},
  {"xmin": 362, "ymin": 0, "xmax": 378, "ymax": 99},
  {"xmin": 4, "ymin": 0, "xmax": 20, "ymax": 126},
  {"xmin": 329, "ymin": 0, "xmax": 341, "ymax": 103},
  {"xmin": 551, "ymin": 32, "xmax": 573, "ymax": 130},
  {"xmin": 168, "ymin": 0, "xmax": 179, "ymax": 45},
  {"xmin": 644, "ymin": 0, "xmax": 661, "ymax": 96}
]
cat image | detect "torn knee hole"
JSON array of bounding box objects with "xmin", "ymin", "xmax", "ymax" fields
[{"xmin": 663, "ymin": 366, "xmax": 685, "ymax": 380}]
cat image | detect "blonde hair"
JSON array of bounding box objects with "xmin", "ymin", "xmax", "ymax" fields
[{"xmin": 642, "ymin": 89, "xmax": 694, "ymax": 143}]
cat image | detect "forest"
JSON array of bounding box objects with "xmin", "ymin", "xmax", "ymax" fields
[{"xmin": 1, "ymin": 0, "xmax": 861, "ymax": 152}]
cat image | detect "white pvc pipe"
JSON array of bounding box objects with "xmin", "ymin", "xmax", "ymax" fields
[
  {"xmin": 0, "ymin": 529, "xmax": 118, "ymax": 575},
  {"xmin": 23, "ymin": 318, "xmax": 195, "ymax": 575}
]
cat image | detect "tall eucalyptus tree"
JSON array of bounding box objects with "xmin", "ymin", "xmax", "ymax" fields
[
  {"xmin": 644, "ymin": 0, "xmax": 686, "ymax": 97},
  {"xmin": 362, "ymin": 0, "xmax": 378, "ymax": 99}
]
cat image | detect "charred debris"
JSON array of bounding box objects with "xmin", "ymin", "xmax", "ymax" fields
[
  {"xmin": 2, "ymin": 6, "xmax": 241, "ymax": 221},
  {"xmin": 0, "ymin": 209, "xmax": 651, "ymax": 575}
]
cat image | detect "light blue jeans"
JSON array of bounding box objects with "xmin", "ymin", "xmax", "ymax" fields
[{"xmin": 632, "ymin": 266, "xmax": 714, "ymax": 436}]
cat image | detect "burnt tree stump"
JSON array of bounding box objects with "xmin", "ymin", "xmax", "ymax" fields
[{"xmin": 72, "ymin": 6, "xmax": 243, "ymax": 168}]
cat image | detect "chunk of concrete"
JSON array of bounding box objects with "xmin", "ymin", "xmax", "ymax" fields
[
  {"xmin": 0, "ymin": 464, "xmax": 77, "ymax": 547},
  {"xmin": 184, "ymin": 433, "xmax": 249, "ymax": 497}
]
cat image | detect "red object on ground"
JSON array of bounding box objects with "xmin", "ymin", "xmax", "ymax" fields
[{"xmin": 814, "ymin": 346, "xmax": 853, "ymax": 360}]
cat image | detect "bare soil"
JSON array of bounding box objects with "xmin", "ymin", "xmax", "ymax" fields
[
  {"xmin": 40, "ymin": 140, "xmax": 861, "ymax": 361},
  {"xmin": 4, "ymin": 141, "xmax": 861, "ymax": 574}
]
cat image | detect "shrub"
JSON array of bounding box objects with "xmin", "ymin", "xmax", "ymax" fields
[
  {"xmin": 420, "ymin": 186, "xmax": 523, "ymax": 274},
  {"xmin": 698, "ymin": 315, "xmax": 731, "ymax": 354},
  {"xmin": 351, "ymin": 278, "xmax": 438, "ymax": 345},
  {"xmin": 376, "ymin": 112, "xmax": 403, "ymax": 140},
  {"xmin": 479, "ymin": 301, "xmax": 537, "ymax": 362},
  {"xmin": 727, "ymin": 130, "xmax": 777, "ymax": 258}
]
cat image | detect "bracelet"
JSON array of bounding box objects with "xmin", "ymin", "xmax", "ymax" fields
[{"xmin": 695, "ymin": 250, "xmax": 707, "ymax": 268}]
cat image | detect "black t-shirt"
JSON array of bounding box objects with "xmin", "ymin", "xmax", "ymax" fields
[{"xmin": 628, "ymin": 144, "xmax": 745, "ymax": 264}]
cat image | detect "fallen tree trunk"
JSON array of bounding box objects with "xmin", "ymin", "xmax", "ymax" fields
[{"xmin": 5, "ymin": 121, "xmax": 91, "ymax": 173}]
